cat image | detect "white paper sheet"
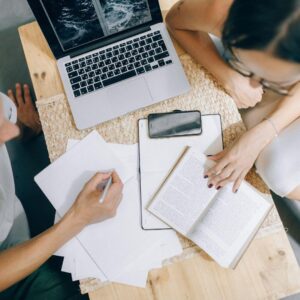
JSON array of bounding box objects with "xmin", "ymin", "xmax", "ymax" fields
[
  {"xmin": 55, "ymin": 140, "xmax": 137, "ymax": 261},
  {"xmin": 36, "ymin": 131, "xmax": 181, "ymax": 280},
  {"xmin": 35, "ymin": 131, "xmax": 132, "ymax": 215},
  {"xmin": 60, "ymin": 229, "xmax": 182, "ymax": 287},
  {"xmin": 54, "ymin": 139, "xmax": 182, "ymax": 287},
  {"xmin": 54, "ymin": 140, "xmax": 137, "ymax": 260},
  {"xmin": 54, "ymin": 140, "xmax": 132, "ymax": 282},
  {"xmin": 67, "ymin": 139, "xmax": 138, "ymax": 175},
  {"xmin": 55, "ymin": 178, "xmax": 182, "ymax": 287}
]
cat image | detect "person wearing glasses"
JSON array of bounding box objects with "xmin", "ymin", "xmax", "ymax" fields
[{"xmin": 166, "ymin": 0, "xmax": 300, "ymax": 200}]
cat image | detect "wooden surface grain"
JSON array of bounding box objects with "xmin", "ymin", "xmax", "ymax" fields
[
  {"xmin": 18, "ymin": 0, "xmax": 300, "ymax": 298},
  {"xmin": 88, "ymin": 230, "xmax": 300, "ymax": 300}
]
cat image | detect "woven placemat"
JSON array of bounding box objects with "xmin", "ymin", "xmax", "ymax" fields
[
  {"xmin": 36, "ymin": 54, "xmax": 269, "ymax": 193},
  {"xmin": 36, "ymin": 54, "xmax": 281, "ymax": 293}
]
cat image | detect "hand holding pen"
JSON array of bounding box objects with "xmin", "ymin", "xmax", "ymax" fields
[{"xmin": 67, "ymin": 171, "xmax": 123, "ymax": 227}]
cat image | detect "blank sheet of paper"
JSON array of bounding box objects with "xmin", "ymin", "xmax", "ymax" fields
[{"xmin": 35, "ymin": 131, "xmax": 181, "ymax": 279}]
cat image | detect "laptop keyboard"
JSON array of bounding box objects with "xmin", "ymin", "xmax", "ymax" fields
[{"xmin": 65, "ymin": 31, "xmax": 173, "ymax": 98}]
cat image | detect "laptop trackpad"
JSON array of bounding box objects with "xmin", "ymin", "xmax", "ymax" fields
[{"xmin": 107, "ymin": 77, "xmax": 152, "ymax": 114}]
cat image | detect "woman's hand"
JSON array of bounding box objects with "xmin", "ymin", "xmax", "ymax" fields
[
  {"xmin": 204, "ymin": 125, "xmax": 271, "ymax": 192},
  {"xmin": 221, "ymin": 70, "xmax": 264, "ymax": 109},
  {"xmin": 66, "ymin": 171, "xmax": 123, "ymax": 228}
]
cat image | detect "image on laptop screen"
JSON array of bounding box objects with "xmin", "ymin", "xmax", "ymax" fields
[{"xmin": 40, "ymin": 0, "xmax": 152, "ymax": 52}]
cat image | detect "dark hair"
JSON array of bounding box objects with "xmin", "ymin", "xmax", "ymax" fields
[{"xmin": 222, "ymin": 0, "xmax": 300, "ymax": 63}]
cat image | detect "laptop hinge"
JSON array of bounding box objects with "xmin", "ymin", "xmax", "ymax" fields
[{"xmin": 70, "ymin": 26, "xmax": 152, "ymax": 59}]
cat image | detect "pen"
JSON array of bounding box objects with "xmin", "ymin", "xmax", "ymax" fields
[{"xmin": 98, "ymin": 176, "xmax": 112, "ymax": 203}]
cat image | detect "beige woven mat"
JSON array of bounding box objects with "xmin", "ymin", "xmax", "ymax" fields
[{"xmin": 36, "ymin": 54, "xmax": 282, "ymax": 293}]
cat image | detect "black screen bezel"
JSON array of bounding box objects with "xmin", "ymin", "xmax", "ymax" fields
[{"xmin": 27, "ymin": 0, "xmax": 163, "ymax": 59}]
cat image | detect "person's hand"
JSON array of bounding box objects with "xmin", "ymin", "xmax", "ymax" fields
[
  {"xmin": 68, "ymin": 171, "xmax": 123, "ymax": 227},
  {"xmin": 222, "ymin": 70, "xmax": 264, "ymax": 109},
  {"xmin": 7, "ymin": 83, "xmax": 42, "ymax": 136},
  {"xmin": 204, "ymin": 130, "xmax": 263, "ymax": 193}
]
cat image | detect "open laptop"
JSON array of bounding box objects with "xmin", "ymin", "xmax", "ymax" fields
[{"xmin": 27, "ymin": 0, "xmax": 190, "ymax": 130}]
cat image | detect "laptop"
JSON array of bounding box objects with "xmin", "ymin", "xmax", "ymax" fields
[{"xmin": 27, "ymin": 0, "xmax": 190, "ymax": 130}]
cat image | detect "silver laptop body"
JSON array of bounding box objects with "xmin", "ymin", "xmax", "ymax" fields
[{"xmin": 30, "ymin": 0, "xmax": 190, "ymax": 130}]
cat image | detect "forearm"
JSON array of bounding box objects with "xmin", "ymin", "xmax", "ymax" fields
[
  {"xmin": 268, "ymin": 83, "xmax": 300, "ymax": 132},
  {"xmin": 0, "ymin": 209, "xmax": 84, "ymax": 291},
  {"xmin": 246, "ymin": 83, "xmax": 300, "ymax": 152},
  {"xmin": 166, "ymin": 15, "xmax": 233, "ymax": 85}
]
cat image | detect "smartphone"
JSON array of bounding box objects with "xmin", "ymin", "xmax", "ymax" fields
[{"xmin": 148, "ymin": 110, "xmax": 202, "ymax": 138}]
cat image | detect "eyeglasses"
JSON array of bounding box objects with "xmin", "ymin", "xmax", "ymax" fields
[{"xmin": 227, "ymin": 58, "xmax": 291, "ymax": 96}]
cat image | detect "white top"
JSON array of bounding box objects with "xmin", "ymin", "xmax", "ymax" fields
[
  {"xmin": 0, "ymin": 144, "xmax": 16, "ymax": 244},
  {"xmin": 0, "ymin": 93, "xmax": 29, "ymax": 249}
]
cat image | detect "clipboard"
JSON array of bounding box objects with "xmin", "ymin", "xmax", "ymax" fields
[{"xmin": 138, "ymin": 113, "xmax": 224, "ymax": 230}]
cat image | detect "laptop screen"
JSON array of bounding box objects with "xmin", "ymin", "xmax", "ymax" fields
[{"xmin": 40, "ymin": 0, "xmax": 153, "ymax": 52}]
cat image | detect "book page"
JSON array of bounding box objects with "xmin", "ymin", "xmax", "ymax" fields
[
  {"xmin": 148, "ymin": 149, "xmax": 217, "ymax": 234},
  {"xmin": 188, "ymin": 183, "xmax": 272, "ymax": 267}
]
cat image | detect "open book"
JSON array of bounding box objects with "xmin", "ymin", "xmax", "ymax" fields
[{"xmin": 147, "ymin": 147, "xmax": 273, "ymax": 268}]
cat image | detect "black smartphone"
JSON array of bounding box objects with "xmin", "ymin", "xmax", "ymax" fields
[{"xmin": 148, "ymin": 110, "xmax": 202, "ymax": 138}]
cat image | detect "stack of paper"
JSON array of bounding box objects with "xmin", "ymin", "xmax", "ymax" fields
[{"xmin": 35, "ymin": 131, "xmax": 182, "ymax": 287}]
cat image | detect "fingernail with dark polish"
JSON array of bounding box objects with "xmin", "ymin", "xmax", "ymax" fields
[
  {"xmin": 234, "ymin": 189, "xmax": 238, "ymax": 193},
  {"xmin": 208, "ymin": 184, "xmax": 213, "ymax": 188},
  {"xmin": 207, "ymin": 155, "xmax": 212, "ymax": 157},
  {"xmin": 217, "ymin": 186, "xmax": 221, "ymax": 190},
  {"xmin": 204, "ymin": 175, "xmax": 208, "ymax": 179}
]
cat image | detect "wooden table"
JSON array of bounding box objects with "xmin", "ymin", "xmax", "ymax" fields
[{"xmin": 18, "ymin": 1, "xmax": 300, "ymax": 299}]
